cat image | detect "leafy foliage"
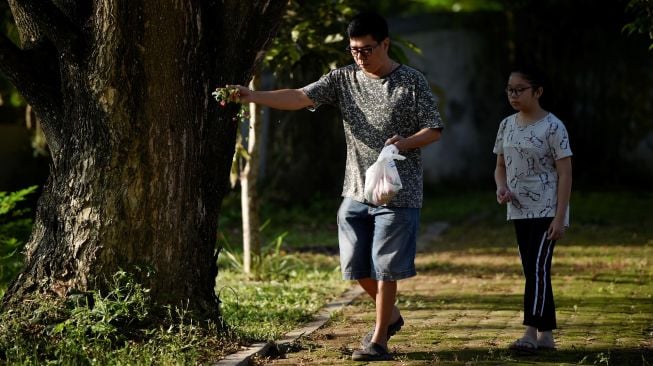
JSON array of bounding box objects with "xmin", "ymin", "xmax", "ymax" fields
[
  {"xmin": 623, "ymin": 0, "xmax": 653, "ymax": 50},
  {"xmin": 263, "ymin": 0, "xmax": 424, "ymax": 81},
  {"xmin": 263, "ymin": 0, "xmax": 362, "ymax": 79},
  {"xmin": 375, "ymin": 0, "xmax": 506, "ymax": 14},
  {"xmin": 0, "ymin": 186, "xmax": 37, "ymax": 298}
]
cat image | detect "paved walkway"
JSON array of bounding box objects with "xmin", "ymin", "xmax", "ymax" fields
[{"xmin": 261, "ymin": 223, "xmax": 653, "ymax": 365}]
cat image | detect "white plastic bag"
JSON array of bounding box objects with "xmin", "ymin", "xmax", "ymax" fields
[{"xmin": 364, "ymin": 145, "xmax": 406, "ymax": 206}]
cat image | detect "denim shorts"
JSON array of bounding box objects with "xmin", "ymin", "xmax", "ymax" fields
[{"xmin": 337, "ymin": 197, "xmax": 419, "ymax": 281}]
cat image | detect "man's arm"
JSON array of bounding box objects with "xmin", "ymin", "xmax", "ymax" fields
[
  {"xmin": 226, "ymin": 85, "xmax": 314, "ymax": 110},
  {"xmin": 385, "ymin": 127, "xmax": 441, "ymax": 151}
]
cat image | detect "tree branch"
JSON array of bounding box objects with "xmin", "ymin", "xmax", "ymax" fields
[
  {"xmin": 0, "ymin": 32, "xmax": 63, "ymax": 150},
  {"xmin": 7, "ymin": 0, "xmax": 46, "ymax": 49},
  {"xmin": 11, "ymin": 0, "xmax": 83, "ymax": 58}
]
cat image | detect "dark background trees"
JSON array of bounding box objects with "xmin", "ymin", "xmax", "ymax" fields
[{"xmin": 258, "ymin": 0, "xmax": 653, "ymax": 202}]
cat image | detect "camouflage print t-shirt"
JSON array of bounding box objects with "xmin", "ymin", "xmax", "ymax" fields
[{"xmin": 302, "ymin": 64, "xmax": 443, "ymax": 208}]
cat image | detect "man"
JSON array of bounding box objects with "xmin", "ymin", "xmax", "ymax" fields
[{"xmin": 228, "ymin": 11, "xmax": 443, "ymax": 361}]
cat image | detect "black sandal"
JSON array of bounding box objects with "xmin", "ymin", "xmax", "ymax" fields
[
  {"xmin": 509, "ymin": 336, "xmax": 538, "ymax": 354},
  {"xmin": 352, "ymin": 342, "xmax": 392, "ymax": 361}
]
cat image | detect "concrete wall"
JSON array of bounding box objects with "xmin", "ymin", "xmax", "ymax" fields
[
  {"xmin": 391, "ymin": 11, "xmax": 653, "ymax": 188},
  {"xmin": 391, "ymin": 13, "xmax": 510, "ymax": 185}
]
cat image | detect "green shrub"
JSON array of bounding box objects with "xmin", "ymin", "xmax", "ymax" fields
[
  {"xmin": 0, "ymin": 269, "xmax": 238, "ymax": 364},
  {"xmin": 0, "ymin": 186, "xmax": 37, "ymax": 297}
]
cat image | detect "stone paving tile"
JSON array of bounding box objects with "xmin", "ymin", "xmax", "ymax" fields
[{"xmin": 262, "ymin": 243, "xmax": 652, "ymax": 365}]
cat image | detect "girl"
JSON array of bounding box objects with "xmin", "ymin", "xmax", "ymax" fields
[{"xmin": 493, "ymin": 67, "xmax": 572, "ymax": 352}]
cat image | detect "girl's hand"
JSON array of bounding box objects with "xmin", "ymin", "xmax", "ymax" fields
[
  {"xmin": 547, "ymin": 217, "xmax": 566, "ymax": 240},
  {"xmin": 496, "ymin": 186, "xmax": 512, "ymax": 204}
]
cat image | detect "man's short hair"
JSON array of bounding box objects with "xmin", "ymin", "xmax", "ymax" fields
[{"xmin": 347, "ymin": 12, "xmax": 389, "ymax": 43}]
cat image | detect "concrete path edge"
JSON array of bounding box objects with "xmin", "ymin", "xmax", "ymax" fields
[
  {"xmin": 213, "ymin": 286, "xmax": 366, "ymax": 366},
  {"xmin": 214, "ymin": 221, "xmax": 449, "ymax": 366}
]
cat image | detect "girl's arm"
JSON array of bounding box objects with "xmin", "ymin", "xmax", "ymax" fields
[
  {"xmin": 494, "ymin": 154, "xmax": 512, "ymax": 204},
  {"xmin": 548, "ymin": 156, "xmax": 572, "ymax": 240}
]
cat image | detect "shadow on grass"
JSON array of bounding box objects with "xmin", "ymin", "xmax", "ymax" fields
[
  {"xmin": 416, "ymin": 259, "xmax": 651, "ymax": 281},
  {"xmin": 386, "ymin": 293, "xmax": 653, "ymax": 316},
  {"xmin": 416, "ymin": 260, "xmax": 522, "ymax": 276},
  {"xmin": 398, "ymin": 347, "xmax": 653, "ymax": 365},
  {"xmin": 289, "ymin": 344, "xmax": 651, "ymax": 366},
  {"xmin": 394, "ymin": 293, "xmax": 521, "ymax": 312},
  {"xmin": 421, "ymin": 227, "xmax": 653, "ymax": 253}
]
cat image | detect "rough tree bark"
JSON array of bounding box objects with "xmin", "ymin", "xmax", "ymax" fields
[{"xmin": 0, "ymin": 0, "xmax": 286, "ymax": 319}]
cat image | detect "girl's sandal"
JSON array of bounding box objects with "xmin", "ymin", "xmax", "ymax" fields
[
  {"xmin": 509, "ymin": 336, "xmax": 538, "ymax": 354},
  {"xmin": 537, "ymin": 340, "xmax": 557, "ymax": 351}
]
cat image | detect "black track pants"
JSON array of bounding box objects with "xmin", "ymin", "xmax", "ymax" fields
[{"xmin": 513, "ymin": 218, "xmax": 557, "ymax": 331}]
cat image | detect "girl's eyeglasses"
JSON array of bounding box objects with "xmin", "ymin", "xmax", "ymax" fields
[{"xmin": 505, "ymin": 86, "xmax": 532, "ymax": 97}]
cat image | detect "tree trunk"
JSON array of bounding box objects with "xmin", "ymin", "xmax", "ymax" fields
[
  {"xmin": 240, "ymin": 75, "xmax": 262, "ymax": 274},
  {"xmin": 1, "ymin": 0, "xmax": 286, "ymax": 319}
]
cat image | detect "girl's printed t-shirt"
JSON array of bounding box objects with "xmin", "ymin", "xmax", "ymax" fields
[{"xmin": 493, "ymin": 113, "xmax": 573, "ymax": 224}]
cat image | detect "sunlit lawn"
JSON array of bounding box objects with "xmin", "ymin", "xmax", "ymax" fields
[{"xmin": 218, "ymin": 188, "xmax": 653, "ymax": 365}]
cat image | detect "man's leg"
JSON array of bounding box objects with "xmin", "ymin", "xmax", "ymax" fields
[
  {"xmin": 367, "ymin": 205, "xmax": 417, "ymax": 346},
  {"xmin": 358, "ymin": 277, "xmax": 377, "ymax": 298},
  {"xmin": 371, "ymin": 280, "xmax": 396, "ymax": 348},
  {"xmin": 352, "ymin": 205, "xmax": 417, "ymax": 360},
  {"xmin": 358, "ymin": 278, "xmax": 401, "ymax": 326}
]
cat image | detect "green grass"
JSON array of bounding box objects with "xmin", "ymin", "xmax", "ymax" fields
[
  {"xmin": 251, "ymin": 189, "xmax": 653, "ymax": 365},
  {"xmin": 218, "ymin": 191, "xmax": 340, "ymax": 251},
  {"xmin": 217, "ymin": 254, "xmax": 349, "ymax": 342},
  {"xmin": 215, "ymin": 192, "xmax": 350, "ymax": 343},
  {"xmin": 1, "ymin": 188, "xmax": 651, "ymax": 364},
  {"xmin": 0, "ymin": 271, "xmax": 240, "ymax": 365}
]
